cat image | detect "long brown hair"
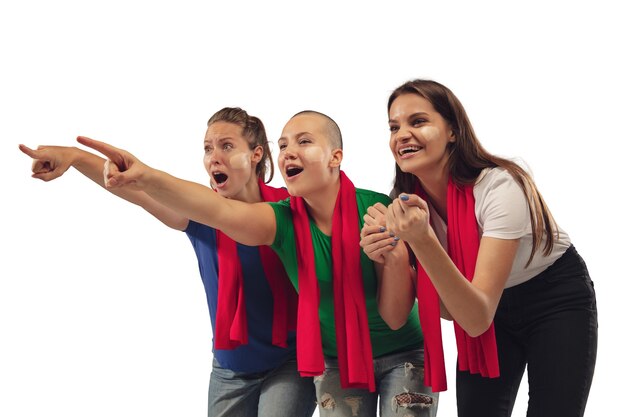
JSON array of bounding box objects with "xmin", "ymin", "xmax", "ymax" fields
[
  {"xmin": 388, "ymin": 80, "xmax": 557, "ymax": 265},
  {"xmin": 207, "ymin": 107, "xmax": 275, "ymax": 183}
]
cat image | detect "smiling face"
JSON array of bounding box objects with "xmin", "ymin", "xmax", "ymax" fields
[
  {"xmin": 277, "ymin": 113, "xmax": 342, "ymax": 197},
  {"xmin": 203, "ymin": 121, "xmax": 262, "ymax": 200},
  {"xmin": 388, "ymin": 93, "xmax": 456, "ymax": 179}
]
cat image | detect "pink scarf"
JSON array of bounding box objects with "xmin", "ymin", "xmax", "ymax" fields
[
  {"xmin": 415, "ymin": 179, "xmax": 500, "ymax": 392},
  {"xmin": 291, "ymin": 171, "xmax": 375, "ymax": 392},
  {"xmin": 214, "ymin": 179, "xmax": 296, "ymax": 349}
]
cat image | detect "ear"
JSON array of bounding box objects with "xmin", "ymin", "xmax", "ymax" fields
[
  {"xmin": 329, "ymin": 148, "xmax": 343, "ymax": 168},
  {"xmin": 251, "ymin": 145, "xmax": 263, "ymax": 163},
  {"xmin": 448, "ymin": 126, "xmax": 456, "ymax": 143}
]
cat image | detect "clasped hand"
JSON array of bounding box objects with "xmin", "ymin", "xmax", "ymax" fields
[{"xmin": 360, "ymin": 194, "xmax": 431, "ymax": 263}]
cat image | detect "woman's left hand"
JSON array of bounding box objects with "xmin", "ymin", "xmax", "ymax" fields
[{"xmin": 386, "ymin": 194, "xmax": 432, "ymax": 243}]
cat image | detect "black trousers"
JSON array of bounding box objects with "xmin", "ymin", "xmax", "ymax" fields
[{"xmin": 457, "ymin": 246, "xmax": 598, "ymax": 417}]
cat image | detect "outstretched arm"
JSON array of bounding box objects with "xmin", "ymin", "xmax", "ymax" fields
[
  {"xmin": 19, "ymin": 143, "xmax": 188, "ymax": 231},
  {"xmin": 77, "ymin": 136, "xmax": 277, "ymax": 246},
  {"xmin": 387, "ymin": 194, "xmax": 518, "ymax": 337}
]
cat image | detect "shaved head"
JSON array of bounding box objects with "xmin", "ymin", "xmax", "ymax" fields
[{"xmin": 291, "ymin": 110, "xmax": 343, "ymax": 150}]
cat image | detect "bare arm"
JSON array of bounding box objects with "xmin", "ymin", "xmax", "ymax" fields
[
  {"xmin": 77, "ymin": 136, "xmax": 277, "ymax": 246},
  {"xmin": 387, "ymin": 194, "xmax": 518, "ymax": 337},
  {"xmin": 361, "ymin": 203, "xmax": 415, "ymax": 330},
  {"xmin": 19, "ymin": 143, "xmax": 189, "ymax": 231},
  {"xmin": 372, "ymin": 241, "xmax": 416, "ymax": 330}
]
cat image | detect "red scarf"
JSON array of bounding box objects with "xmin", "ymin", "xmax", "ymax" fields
[
  {"xmin": 214, "ymin": 179, "xmax": 296, "ymax": 350},
  {"xmin": 415, "ymin": 179, "xmax": 500, "ymax": 392},
  {"xmin": 291, "ymin": 171, "xmax": 375, "ymax": 392}
]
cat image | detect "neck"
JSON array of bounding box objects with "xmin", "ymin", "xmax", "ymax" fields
[
  {"xmin": 418, "ymin": 170, "xmax": 449, "ymax": 222},
  {"xmin": 232, "ymin": 176, "xmax": 263, "ymax": 203},
  {"xmin": 302, "ymin": 174, "xmax": 341, "ymax": 235}
]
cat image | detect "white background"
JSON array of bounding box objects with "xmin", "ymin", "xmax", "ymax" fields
[{"xmin": 1, "ymin": 1, "xmax": 623, "ymax": 416}]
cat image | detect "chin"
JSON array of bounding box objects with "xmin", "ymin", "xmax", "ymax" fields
[
  {"xmin": 285, "ymin": 184, "xmax": 302, "ymax": 197},
  {"xmin": 288, "ymin": 180, "xmax": 318, "ymax": 198},
  {"xmin": 398, "ymin": 161, "xmax": 421, "ymax": 175}
]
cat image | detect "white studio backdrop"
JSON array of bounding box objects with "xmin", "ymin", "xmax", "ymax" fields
[{"xmin": 1, "ymin": 1, "xmax": 622, "ymax": 416}]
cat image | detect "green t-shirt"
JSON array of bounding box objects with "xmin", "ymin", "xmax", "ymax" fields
[{"xmin": 270, "ymin": 188, "xmax": 423, "ymax": 358}]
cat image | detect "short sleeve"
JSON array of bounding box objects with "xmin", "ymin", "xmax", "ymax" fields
[
  {"xmin": 475, "ymin": 168, "xmax": 531, "ymax": 239},
  {"xmin": 268, "ymin": 198, "xmax": 292, "ymax": 250}
]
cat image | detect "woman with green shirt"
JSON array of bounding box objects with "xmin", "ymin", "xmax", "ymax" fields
[
  {"xmin": 77, "ymin": 110, "xmax": 438, "ymax": 417},
  {"xmin": 270, "ymin": 188, "xmax": 421, "ymax": 359}
]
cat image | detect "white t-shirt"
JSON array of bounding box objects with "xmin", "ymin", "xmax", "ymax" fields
[{"xmin": 429, "ymin": 167, "xmax": 571, "ymax": 288}]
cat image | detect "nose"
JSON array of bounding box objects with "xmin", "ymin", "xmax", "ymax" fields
[
  {"xmin": 280, "ymin": 143, "xmax": 297, "ymax": 160},
  {"xmin": 393, "ymin": 125, "xmax": 412, "ymax": 143},
  {"xmin": 206, "ymin": 149, "xmax": 224, "ymax": 165}
]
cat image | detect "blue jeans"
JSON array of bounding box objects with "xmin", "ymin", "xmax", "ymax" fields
[
  {"xmin": 456, "ymin": 245, "xmax": 598, "ymax": 417},
  {"xmin": 208, "ymin": 358, "xmax": 317, "ymax": 417},
  {"xmin": 314, "ymin": 349, "xmax": 438, "ymax": 417}
]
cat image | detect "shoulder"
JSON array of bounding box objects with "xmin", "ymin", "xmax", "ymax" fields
[
  {"xmin": 474, "ymin": 167, "xmax": 526, "ymax": 200},
  {"xmin": 267, "ymin": 197, "xmax": 291, "ymax": 214},
  {"xmin": 474, "ymin": 167, "xmax": 530, "ymax": 236},
  {"xmin": 262, "ymin": 184, "xmax": 290, "ymax": 202},
  {"xmin": 266, "ymin": 198, "xmax": 294, "ymax": 249},
  {"xmin": 475, "ymin": 166, "xmax": 516, "ymax": 188},
  {"xmin": 356, "ymin": 188, "xmax": 392, "ymax": 206}
]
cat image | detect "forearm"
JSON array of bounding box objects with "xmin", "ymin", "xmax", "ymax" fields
[
  {"xmin": 70, "ymin": 147, "xmax": 108, "ymax": 187},
  {"xmin": 141, "ymin": 168, "xmax": 274, "ymax": 245},
  {"xmin": 375, "ymin": 249, "xmax": 416, "ymax": 330},
  {"xmin": 73, "ymin": 147, "xmax": 150, "ymax": 206},
  {"xmin": 72, "ymin": 148, "xmax": 188, "ymax": 230},
  {"xmin": 409, "ymin": 232, "xmax": 492, "ymax": 336}
]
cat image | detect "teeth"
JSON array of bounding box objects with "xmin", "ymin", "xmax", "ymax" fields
[
  {"xmin": 286, "ymin": 166, "xmax": 303, "ymax": 177},
  {"xmin": 399, "ymin": 146, "xmax": 421, "ymax": 155}
]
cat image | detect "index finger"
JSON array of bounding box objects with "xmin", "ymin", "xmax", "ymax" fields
[
  {"xmin": 77, "ymin": 136, "xmax": 126, "ymax": 169},
  {"xmin": 360, "ymin": 224, "xmax": 387, "ymax": 239},
  {"xmin": 18, "ymin": 144, "xmax": 40, "ymax": 159}
]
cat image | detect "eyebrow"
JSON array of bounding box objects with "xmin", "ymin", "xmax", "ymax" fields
[
  {"xmin": 204, "ymin": 136, "xmax": 232, "ymax": 145},
  {"xmin": 388, "ymin": 112, "xmax": 429, "ymax": 123},
  {"xmin": 278, "ymin": 131, "xmax": 314, "ymax": 142}
]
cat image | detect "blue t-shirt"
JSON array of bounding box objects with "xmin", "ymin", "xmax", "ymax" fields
[{"xmin": 185, "ymin": 220, "xmax": 297, "ymax": 374}]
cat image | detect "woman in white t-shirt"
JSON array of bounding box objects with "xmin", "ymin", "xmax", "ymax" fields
[{"xmin": 360, "ymin": 79, "xmax": 597, "ymax": 417}]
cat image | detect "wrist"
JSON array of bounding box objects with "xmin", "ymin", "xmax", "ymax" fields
[
  {"xmin": 68, "ymin": 146, "xmax": 82, "ymax": 166},
  {"xmin": 70, "ymin": 146, "xmax": 97, "ymax": 169},
  {"xmin": 383, "ymin": 242, "xmax": 409, "ymax": 267},
  {"xmin": 408, "ymin": 228, "xmax": 439, "ymax": 256}
]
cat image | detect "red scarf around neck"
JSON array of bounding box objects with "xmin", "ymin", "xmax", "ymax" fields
[
  {"xmin": 414, "ymin": 179, "xmax": 500, "ymax": 392},
  {"xmin": 214, "ymin": 179, "xmax": 296, "ymax": 350},
  {"xmin": 291, "ymin": 171, "xmax": 375, "ymax": 392}
]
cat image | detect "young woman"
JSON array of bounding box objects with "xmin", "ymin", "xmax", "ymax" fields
[
  {"xmin": 74, "ymin": 110, "xmax": 438, "ymax": 417},
  {"xmin": 361, "ymin": 79, "xmax": 597, "ymax": 417},
  {"xmin": 19, "ymin": 107, "xmax": 316, "ymax": 417}
]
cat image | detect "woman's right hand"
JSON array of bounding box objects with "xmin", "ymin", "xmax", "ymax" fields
[
  {"xmin": 77, "ymin": 136, "xmax": 151, "ymax": 191},
  {"xmin": 361, "ymin": 203, "xmax": 401, "ymax": 264},
  {"xmin": 360, "ymin": 224, "xmax": 399, "ymax": 264}
]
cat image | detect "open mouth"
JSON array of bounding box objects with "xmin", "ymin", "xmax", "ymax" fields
[
  {"xmin": 398, "ymin": 145, "xmax": 422, "ymax": 156},
  {"xmin": 212, "ymin": 172, "xmax": 228, "ymax": 184},
  {"xmin": 286, "ymin": 166, "xmax": 303, "ymax": 178}
]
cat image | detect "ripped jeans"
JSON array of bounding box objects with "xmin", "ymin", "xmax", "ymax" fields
[{"xmin": 314, "ymin": 349, "xmax": 438, "ymax": 417}]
